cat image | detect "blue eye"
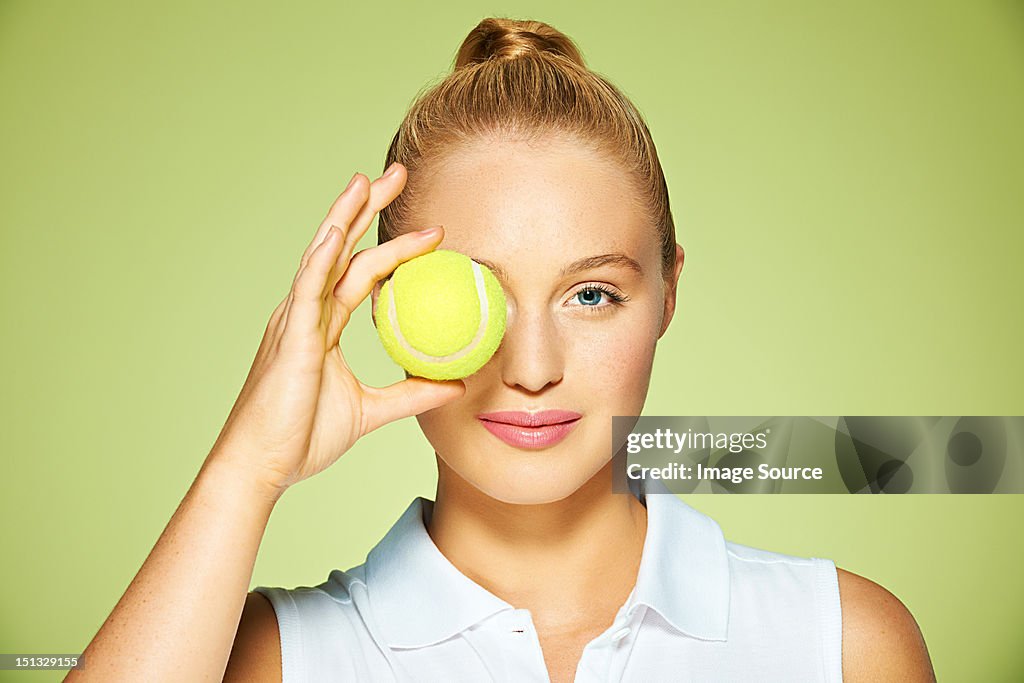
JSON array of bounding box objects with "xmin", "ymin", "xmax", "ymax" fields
[{"xmin": 569, "ymin": 284, "xmax": 629, "ymax": 311}]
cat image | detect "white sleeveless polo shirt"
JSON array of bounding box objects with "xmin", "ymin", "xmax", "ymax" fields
[{"xmin": 255, "ymin": 479, "xmax": 843, "ymax": 682}]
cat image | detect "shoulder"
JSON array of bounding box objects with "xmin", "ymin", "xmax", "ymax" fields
[
  {"xmin": 224, "ymin": 591, "xmax": 281, "ymax": 683},
  {"xmin": 722, "ymin": 541, "xmax": 831, "ymax": 601},
  {"xmin": 836, "ymin": 567, "xmax": 936, "ymax": 682},
  {"xmin": 723, "ymin": 540, "xmax": 824, "ymax": 585},
  {"xmin": 725, "ymin": 540, "xmax": 819, "ymax": 566},
  {"xmin": 227, "ymin": 572, "xmax": 376, "ymax": 680}
]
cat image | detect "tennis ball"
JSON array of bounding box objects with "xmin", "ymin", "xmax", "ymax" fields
[{"xmin": 374, "ymin": 249, "xmax": 507, "ymax": 380}]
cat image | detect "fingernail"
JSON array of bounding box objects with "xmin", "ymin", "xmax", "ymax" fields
[
  {"xmin": 417, "ymin": 226, "xmax": 442, "ymax": 238},
  {"xmin": 345, "ymin": 173, "xmax": 359, "ymax": 190},
  {"xmin": 383, "ymin": 162, "xmax": 400, "ymax": 177}
]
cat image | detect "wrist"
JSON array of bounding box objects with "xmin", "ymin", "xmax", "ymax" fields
[{"xmin": 199, "ymin": 449, "xmax": 289, "ymax": 507}]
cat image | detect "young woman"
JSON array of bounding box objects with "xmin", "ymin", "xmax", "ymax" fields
[{"xmin": 71, "ymin": 18, "xmax": 935, "ymax": 683}]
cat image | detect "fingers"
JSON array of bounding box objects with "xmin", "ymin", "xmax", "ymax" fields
[
  {"xmin": 331, "ymin": 225, "xmax": 445, "ymax": 316},
  {"xmin": 326, "ymin": 163, "xmax": 408, "ymax": 295},
  {"xmin": 284, "ymin": 225, "xmax": 348, "ymax": 339},
  {"xmin": 296, "ymin": 172, "xmax": 371, "ymax": 277},
  {"xmin": 279, "ymin": 165, "xmax": 407, "ymax": 342},
  {"xmin": 360, "ymin": 377, "xmax": 466, "ymax": 435},
  {"xmin": 345, "ymin": 162, "xmax": 406, "ymax": 258}
]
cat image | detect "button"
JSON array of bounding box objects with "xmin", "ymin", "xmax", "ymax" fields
[{"xmin": 611, "ymin": 627, "xmax": 631, "ymax": 642}]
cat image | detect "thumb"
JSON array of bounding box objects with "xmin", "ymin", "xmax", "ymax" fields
[{"xmin": 360, "ymin": 377, "xmax": 466, "ymax": 435}]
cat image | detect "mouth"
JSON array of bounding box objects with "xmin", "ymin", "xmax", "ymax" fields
[{"xmin": 476, "ymin": 410, "xmax": 583, "ymax": 449}]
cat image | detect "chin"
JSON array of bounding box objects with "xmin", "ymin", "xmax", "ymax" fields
[{"xmin": 441, "ymin": 449, "xmax": 611, "ymax": 505}]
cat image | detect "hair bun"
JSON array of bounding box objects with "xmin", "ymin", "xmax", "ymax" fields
[{"xmin": 455, "ymin": 18, "xmax": 586, "ymax": 69}]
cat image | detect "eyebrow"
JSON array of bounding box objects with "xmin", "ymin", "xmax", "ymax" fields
[{"xmin": 473, "ymin": 253, "xmax": 644, "ymax": 284}]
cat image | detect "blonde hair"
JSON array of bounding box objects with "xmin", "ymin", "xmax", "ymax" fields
[{"xmin": 377, "ymin": 17, "xmax": 677, "ymax": 278}]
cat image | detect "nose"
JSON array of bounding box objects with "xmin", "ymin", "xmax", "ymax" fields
[{"xmin": 495, "ymin": 304, "xmax": 565, "ymax": 393}]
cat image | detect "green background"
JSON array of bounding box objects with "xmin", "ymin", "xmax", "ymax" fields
[{"xmin": 2, "ymin": 0, "xmax": 1022, "ymax": 680}]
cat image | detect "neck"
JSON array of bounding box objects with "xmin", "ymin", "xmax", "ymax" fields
[{"xmin": 427, "ymin": 457, "xmax": 648, "ymax": 632}]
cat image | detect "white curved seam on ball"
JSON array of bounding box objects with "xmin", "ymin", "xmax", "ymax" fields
[{"xmin": 388, "ymin": 260, "xmax": 490, "ymax": 363}]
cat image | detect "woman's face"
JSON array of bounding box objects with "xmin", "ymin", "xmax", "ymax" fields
[{"xmin": 374, "ymin": 136, "xmax": 684, "ymax": 504}]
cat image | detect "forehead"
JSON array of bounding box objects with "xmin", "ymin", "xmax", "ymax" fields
[{"xmin": 408, "ymin": 137, "xmax": 653, "ymax": 280}]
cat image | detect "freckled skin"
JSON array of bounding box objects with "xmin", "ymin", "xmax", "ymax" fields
[{"xmin": 381, "ymin": 136, "xmax": 674, "ymax": 505}]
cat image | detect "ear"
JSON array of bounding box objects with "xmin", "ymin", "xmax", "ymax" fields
[{"xmin": 658, "ymin": 243, "xmax": 685, "ymax": 339}]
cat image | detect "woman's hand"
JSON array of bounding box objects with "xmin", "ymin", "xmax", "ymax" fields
[{"xmin": 208, "ymin": 163, "xmax": 465, "ymax": 498}]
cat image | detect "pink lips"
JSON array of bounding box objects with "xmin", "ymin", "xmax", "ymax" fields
[{"xmin": 476, "ymin": 410, "xmax": 582, "ymax": 449}]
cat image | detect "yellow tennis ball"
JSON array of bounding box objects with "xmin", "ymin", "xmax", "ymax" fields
[{"xmin": 374, "ymin": 249, "xmax": 507, "ymax": 380}]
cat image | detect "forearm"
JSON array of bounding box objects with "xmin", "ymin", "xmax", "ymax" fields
[{"xmin": 68, "ymin": 453, "xmax": 282, "ymax": 682}]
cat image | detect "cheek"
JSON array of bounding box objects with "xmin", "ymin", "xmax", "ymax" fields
[
  {"xmin": 575, "ymin": 327, "xmax": 656, "ymax": 393},
  {"xmin": 558, "ymin": 308, "xmax": 660, "ymax": 403}
]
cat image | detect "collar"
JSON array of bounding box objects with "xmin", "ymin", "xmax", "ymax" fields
[
  {"xmin": 627, "ymin": 477, "xmax": 731, "ymax": 641},
  {"xmin": 364, "ymin": 477, "xmax": 730, "ymax": 648}
]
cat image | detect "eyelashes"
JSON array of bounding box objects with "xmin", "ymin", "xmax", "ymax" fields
[{"xmin": 566, "ymin": 283, "xmax": 630, "ymax": 312}]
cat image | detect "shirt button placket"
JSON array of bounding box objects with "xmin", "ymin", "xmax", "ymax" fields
[
  {"xmin": 573, "ymin": 623, "xmax": 626, "ymax": 683},
  {"xmin": 606, "ymin": 613, "xmax": 643, "ymax": 683},
  {"xmin": 509, "ymin": 610, "xmax": 549, "ymax": 683},
  {"xmin": 461, "ymin": 611, "xmax": 545, "ymax": 683}
]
